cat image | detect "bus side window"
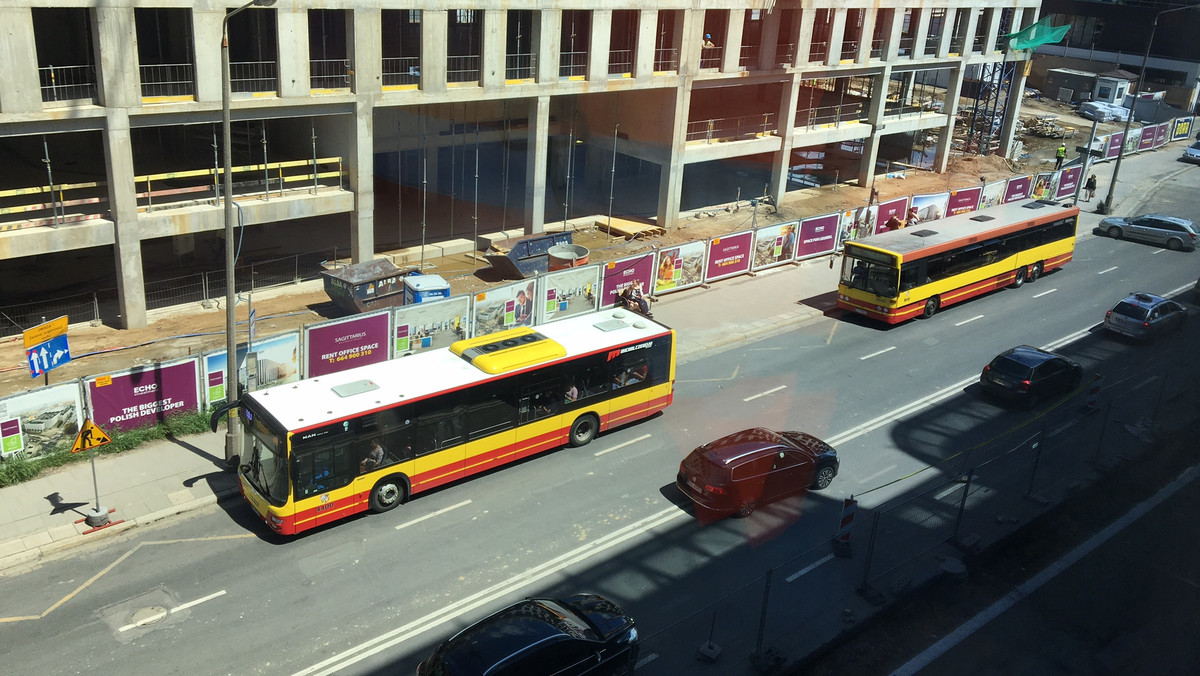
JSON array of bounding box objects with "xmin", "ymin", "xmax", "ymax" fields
[
  {"xmin": 899, "ymin": 265, "xmax": 919, "ymax": 291},
  {"xmin": 519, "ymin": 380, "xmax": 561, "ymax": 423},
  {"xmin": 293, "ymin": 443, "xmax": 354, "ymax": 497}
]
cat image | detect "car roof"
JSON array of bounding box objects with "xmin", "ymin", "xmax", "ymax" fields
[
  {"xmin": 430, "ymin": 598, "xmax": 596, "ymax": 674},
  {"xmin": 1132, "ymin": 214, "xmax": 1194, "ymax": 227},
  {"xmin": 998, "ymin": 345, "xmax": 1059, "ymax": 367},
  {"xmin": 692, "ymin": 427, "xmax": 830, "ymax": 465},
  {"xmin": 1118, "ymin": 292, "xmax": 1169, "ymax": 309}
]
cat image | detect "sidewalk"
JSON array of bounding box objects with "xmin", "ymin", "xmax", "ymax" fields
[{"xmin": 0, "ymin": 146, "xmax": 1186, "ymax": 579}]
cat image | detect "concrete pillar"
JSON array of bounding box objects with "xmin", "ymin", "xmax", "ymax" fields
[
  {"xmin": 795, "ymin": 9, "xmax": 815, "ymax": 66},
  {"xmin": 882, "ymin": 9, "xmax": 902, "ymax": 62},
  {"xmin": 999, "ymin": 66, "xmax": 1030, "ymax": 159},
  {"xmin": 722, "ymin": 9, "xmax": 745, "ymax": 73},
  {"xmin": 768, "ymin": 74, "xmax": 803, "ymax": 205},
  {"xmin": 535, "ymin": 10, "xmax": 561, "ymax": 85},
  {"xmin": 93, "ymin": 6, "xmax": 140, "ymax": 108},
  {"xmin": 349, "ymin": 101, "xmax": 375, "ymax": 262},
  {"xmin": 960, "ymin": 9, "xmax": 979, "ymax": 57},
  {"xmin": 656, "ymin": 83, "xmax": 691, "ymax": 231},
  {"xmin": 936, "ymin": 10, "xmax": 954, "ymax": 60},
  {"xmin": 524, "ymin": 96, "xmax": 551, "ymax": 234},
  {"xmin": 0, "ymin": 8, "xmax": 43, "ymax": 112},
  {"xmin": 103, "ymin": 111, "xmax": 147, "ymax": 329},
  {"xmin": 982, "ymin": 10, "xmax": 1000, "ymax": 54},
  {"xmin": 482, "ymin": 9, "xmax": 506, "ymax": 90},
  {"xmin": 679, "ymin": 10, "xmax": 702, "ymax": 77},
  {"xmin": 934, "ymin": 66, "xmax": 967, "ymax": 173},
  {"xmin": 421, "ymin": 10, "xmax": 448, "ymax": 93},
  {"xmin": 634, "ymin": 10, "xmax": 657, "ymax": 79},
  {"xmin": 589, "ymin": 10, "xmax": 612, "ymax": 82},
  {"xmin": 857, "ymin": 65, "xmax": 894, "ymax": 187},
  {"xmin": 756, "ymin": 9, "xmax": 780, "ymax": 71},
  {"xmin": 912, "ymin": 9, "xmax": 931, "ymax": 59},
  {"xmin": 351, "ymin": 8, "xmax": 382, "ymax": 94},
  {"xmin": 192, "ymin": 9, "xmax": 222, "ymax": 104},
  {"xmin": 858, "ymin": 9, "xmax": 876, "ymax": 63},
  {"xmin": 277, "ymin": 6, "xmax": 309, "ymax": 98},
  {"xmin": 827, "ymin": 8, "xmax": 847, "ymax": 66}
]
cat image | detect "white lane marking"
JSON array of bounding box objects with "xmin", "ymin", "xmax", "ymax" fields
[
  {"xmin": 635, "ymin": 653, "xmax": 660, "ymax": 669},
  {"xmin": 1097, "ymin": 266, "xmax": 1118, "ymax": 274},
  {"xmin": 1151, "ymin": 248, "xmax": 1166, "ymax": 255},
  {"xmin": 744, "ymin": 385, "xmax": 788, "ymax": 402},
  {"xmin": 859, "ymin": 465, "xmax": 898, "ymax": 485},
  {"xmin": 294, "ymin": 508, "xmax": 686, "ymax": 676},
  {"xmin": 935, "ymin": 484, "xmax": 964, "ymax": 501},
  {"xmin": 677, "ymin": 364, "xmax": 739, "ymax": 383},
  {"xmin": 594, "ymin": 434, "xmax": 651, "ymax": 457},
  {"xmin": 395, "ymin": 500, "xmax": 472, "ymax": 531},
  {"xmin": 786, "ymin": 554, "xmax": 834, "ymax": 583},
  {"xmin": 1047, "ymin": 419, "xmax": 1080, "ymax": 439},
  {"xmin": 1131, "ymin": 376, "xmax": 1159, "ymax": 392},
  {"xmin": 955, "ymin": 315, "xmax": 984, "ymax": 326},
  {"xmin": 1032, "ymin": 288, "xmax": 1057, "ymax": 298},
  {"xmin": 890, "ymin": 465, "xmax": 1200, "ymax": 676},
  {"xmin": 118, "ymin": 590, "xmax": 227, "ymax": 632},
  {"xmin": 860, "ymin": 346, "xmax": 896, "ymax": 360}
]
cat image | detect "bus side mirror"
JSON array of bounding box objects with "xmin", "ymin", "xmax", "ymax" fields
[{"xmin": 209, "ymin": 399, "xmax": 240, "ymax": 433}]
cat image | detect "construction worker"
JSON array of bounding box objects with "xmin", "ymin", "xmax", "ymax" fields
[{"xmin": 1055, "ymin": 142, "xmax": 1066, "ymax": 171}]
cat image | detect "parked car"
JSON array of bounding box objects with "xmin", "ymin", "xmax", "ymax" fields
[
  {"xmin": 1098, "ymin": 213, "xmax": 1198, "ymax": 251},
  {"xmin": 979, "ymin": 346, "xmax": 1083, "ymax": 408},
  {"xmin": 1184, "ymin": 141, "xmax": 1200, "ymax": 164},
  {"xmin": 676, "ymin": 427, "xmax": 839, "ymax": 518},
  {"xmin": 1103, "ymin": 292, "xmax": 1188, "ymax": 341},
  {"xmin": 417, "ymin": 594, "xmax": 639, "ymax": 676}
]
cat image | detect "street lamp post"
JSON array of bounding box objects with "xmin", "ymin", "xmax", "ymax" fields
[
  {"xmin": 1100, "ymin": 5, "xmax": 1192, "ymax": 214},
  {"xmin": 221, "ymin": 0, "xmax": 275, "ymax": 467}
]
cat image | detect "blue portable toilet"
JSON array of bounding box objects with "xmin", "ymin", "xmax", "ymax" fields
[{"xmin": 403, "ymin": 274, "xmax": 450, "ymax": 304}]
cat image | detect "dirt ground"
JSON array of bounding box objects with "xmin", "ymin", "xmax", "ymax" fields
[{"xmin": 0, "ymin": 96, "xmax": 1123, "ymax": 400}]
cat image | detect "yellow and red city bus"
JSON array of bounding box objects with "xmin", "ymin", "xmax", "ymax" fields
[
  {"xmin": 227, "ymin": 310, "xmax": 675, "ymax": 535},
  {"xmin": 837, "ymin": 198, "xmax": 1079, "ymax": 324}
]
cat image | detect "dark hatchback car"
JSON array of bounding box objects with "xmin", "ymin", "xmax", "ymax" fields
[
  {"xmin": 1103, "ymin": 292, "xmax": 1188, "ymax": 340},
  {"xmin": 979, "ymin": 345, "xmax": 1083, "ymax": 408},
  {"xmin": 676, "ymin": 427, "xmax": 839, "ymax": 518},
  {"xmin": 417, "ymin": 594, "xmax": 638, "ymax": 676}
]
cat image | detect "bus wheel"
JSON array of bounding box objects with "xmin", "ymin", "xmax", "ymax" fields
[
  {"xmin": 370, "ymin": 477, "xmax": 407, "ymax": 513},
  {"xmin": 1010, "ymin": 267, "xmax": 1027, "ymax": 288},
  {"xmin": 1028, "ymin": 263, "xmax": 1043, "ymax": 282},
  {"xmin": 921, "ymin": 296, "xmax": 940, "ymax": 319},
  {"xmin": 569, "ymin": 414, "xmax": 600, "ymax": 447}
]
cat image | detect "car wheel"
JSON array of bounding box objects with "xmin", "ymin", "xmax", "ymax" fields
[
  {"xmin": 921, "ymin": 296, "xmax": 940, "ymax": 319},
  {"xmin": 811, "ymin": 465, "xmax": 836, "ymax": 490},
  {"xmin": 1167, "ymin": 238, "xmax": 1184, "ymax": 251},
  {"xmin": 1106, "ymin": 226, "xmax": 1122, "ymax": 239},
  {"xmin": 1010, "ymin": 267, "xmax": 1026, "ymax": 288},
  {"xmin": 1028, "ymin": 263, "xmax": 1043, "ymax": 282},
  {"xmin": 735, "ymin": 500, "xmax": 756, "ymax": 518},
  {"xmin": 568, "ymin": 413, "xmax": 600, "ymax": 447},
  {"xmin": 370, "ymin": 477, "xmax": 407, "ymax": 513}
]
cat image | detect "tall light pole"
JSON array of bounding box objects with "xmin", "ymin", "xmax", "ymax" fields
[
  {"xmin": 222, "ymin": 0, "xmax": 275, "ymax": 467},
  {"xmin": 1100, "ymin": 5, "xmax": 1192, "ymax": 214}
]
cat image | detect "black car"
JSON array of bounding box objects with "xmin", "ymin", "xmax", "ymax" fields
[
  {"xmin": 979, "ymin": 346, "xmax": 1083, "ymax": 408},
  {"xmin": 417, "ymin": 594, "xmax": 639, "ymax": 676}
]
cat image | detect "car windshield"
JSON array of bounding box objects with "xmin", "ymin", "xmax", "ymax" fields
[
  {"xmin": 1111, "ymin": 301, "xmax": 1149, "ymax": 321},
  {"xmin": 1191, "ymin": 142, "xmax": 1200, "ymax": 150},
  {"xmin": 990, "ymin": 356, "xmax": 1033, "ymax": 380},
  {"xmin": 841, "ymin": 256, "xmax": 899, "ymax": 298}
]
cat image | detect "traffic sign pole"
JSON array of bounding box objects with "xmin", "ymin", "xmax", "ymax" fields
[{"xmin": 85, "ymin": 445, "xmax": 109, "ymax": 527}]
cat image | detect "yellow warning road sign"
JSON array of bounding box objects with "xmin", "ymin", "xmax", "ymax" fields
[{"xmin": 71, "ymin": 419, "xmax": 112, "ymax": 454}]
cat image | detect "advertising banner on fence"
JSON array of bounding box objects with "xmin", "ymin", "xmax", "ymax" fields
[
  {"xmin": 471, "ymin": 279, "xmax": 540, "ymax": 337},
  {"xmin": 393, "ymin": 295, "xmax": 471, "ymax": 354},
  {"xmin": 1032, "ymin": 172, "xmax": 1057, "ymax": 200},
  {"xmin": 1056, "ymin": 166, "xmax": 1082, "ymax": 200},
  {"xmin": 601, "ymin": 253, "xmax": 655, "ymax": 307},
  {"xmin": 911, "ymin": 192, "xmax": 950, "ymax": 222},
  {"xmin": 703, "ymin": 231, "xmax": 753, "ymax": 283},
  {"xmin": 0, "ymin": 382, "xmax": 84, "ymax": 458},
  {"xmin": 654, "ymin": 240, "xmax": 707, "ymax": 295},
  {"xmin": 946, "ymin": 187, "xmax": 982, "ymax": 216},
  {"xmin": 752, "ymin": 221, "xmax": 799, "ymax": 271},
  {"xmin": 86, "ymin": 357, "xmax": 201, "ymax": 432},
  {"xmin": 876, "ymin": 197, "xmax": 909, "ymax": 234},
  {"xmin": 797, "ymin": 213, "xmax": 839, "ymax": 258},
  {"xmin": 1106, "ymin": 132, "xmax": 1124, "ymax": 160},
  {"xmin": 980, "ymin": 179, "xmax": 1006, "ymax": 209},
  {"xmin": 841, "ymin": 206, "xmax": 877, "ymax": 243},
  {"xmin": 1136, "ymin": 127, "xmax": 1154, "ymax": 152},
  {"xmin": 203, "ymin": 331, "xmax": 301, "ymax": 407},
  {"xmin": 304, "ymin": 310, "xmax": 391, "ymax": 378},
  {"xmin": 541, "ymin": 266, "xmax": 601, "ymax": 322},
  {"xmin": 1004, "ymin": 175, "xmax": 1032, "ymax": 202},
  {"xmin": 1172, "ymin": 116, "xmax": 1193, "ymax": 140},
  {"xmin": 1153, "ymin": 122, "xmax": 1169, "ymax": 147}
]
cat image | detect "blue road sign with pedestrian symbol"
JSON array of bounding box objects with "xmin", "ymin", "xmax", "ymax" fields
[{"xmin": 26, "ymin": 333, "xmax": 71, "ymax": 378}]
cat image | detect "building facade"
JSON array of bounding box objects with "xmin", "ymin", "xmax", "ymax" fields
[{"xmin": 0, "ymin": 1, "xmax": 1041, "ymax": 330}]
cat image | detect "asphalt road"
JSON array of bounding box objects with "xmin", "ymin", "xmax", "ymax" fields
[{"xmin": 2, "ymin": 166, "xmax": 1199, "ymax": 675}]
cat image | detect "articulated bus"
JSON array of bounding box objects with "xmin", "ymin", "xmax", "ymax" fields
[
  {"xmin": 222, "ymin": 310, "xmax": 675, "ymax": 535},
  {"xmin": 837, "ymin": 198, "xmax": 1079, "ymax": 323}
]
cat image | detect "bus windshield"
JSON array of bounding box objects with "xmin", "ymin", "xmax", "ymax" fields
[
  {"xmin": 841, "ymin": 255, "xmax": 898, "ymax": 298},
  {"xmin": 241, "ymin": 410, "xmax": 289, "ymax": 506}
]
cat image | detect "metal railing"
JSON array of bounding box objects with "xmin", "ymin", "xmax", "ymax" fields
[
  {"xmin": 447, "ymin": 55, "xmax": 480, "ymax": 83},
  {"xmin": 310, "ymin": 59, "xmax": 351, "ymax": 90},
  {"xmin": 133, "ymin": 156, "xmax": 346, "ymax": 212},
  {"xmin": 653, "ymin": 48, "xmax": 678, "ymax": 72},
  {"xmin": 505, "ymin": 53, "xmax": 536, "ymax": 80},
  {"xmin": 230, "ymin": 61, "xmax": 277, "ymax": 94},
  {"xmin": 898, "ymin": 36, "xmax": 915, "ymax": 57},
  {"xmin": 774, "ymin": 42, "xmax": 795, "ymax": 68},
  {"xmin": 685, "ymin": 113, "xmax": 776, "ymax": 144},
  {"xmin": 38, "ymin": 64, "xmax": 97, "ymax": 104},
  {"xmin": 699, "ymin": 46, "xmax": 722, "ymax": 69},
  {"xmin": 870, "ymin": 38, "xmax": 885, "ymax": 59},
  {"xmin": 840, "ymin": 39, "xmax": 859, "ymax": 61},
  {"xmin": 559, "ymin": 51, "xmax": 587, "ymax": 78},
  {"xmin": 0, "ymin": 291, "xmax": 104, "ymax": 338},
  {"xmin": 608, "ymin": 49, "xmax": 633, "ymax": 76},
  {"xmin": 382, "ymin": 57, "xmax": 421, "ymax": 87},
  {"xmin": 739, "ymin": 44, "xmax": 759, "ymax": 70},
  {"xmin": 972, "ymin": 34, "xmax": 987, "ymax": 53},
  {"xmin": 923, "ymin": 36, "xmax": 941, "ymax": 56},
  {"xmin": 808, "ymin": 40, "xmax": 829, "ymax": 63},
  {"xmin": 139, "ymin": 63, "xmax": 194, "ymax": 99},
  {"xmin": 795, "ymin": 102, "xmax": 867, "ymax": 129}
]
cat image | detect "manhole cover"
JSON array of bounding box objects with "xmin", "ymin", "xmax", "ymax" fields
[{"xmin": 129, "ymin": 606, "xmax": 168, "ymax": 627}]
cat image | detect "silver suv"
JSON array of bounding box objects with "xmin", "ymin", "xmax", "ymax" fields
[
  {"xmin": 1103, "ymin": 292, "xmax": 1188, "ymax": 340},
  {"xmin": 1099, "ymin": 214, "xmax": 1198, "ymax": 251}
]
